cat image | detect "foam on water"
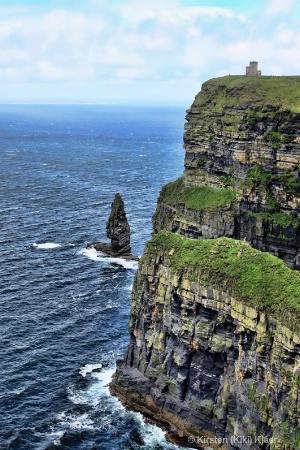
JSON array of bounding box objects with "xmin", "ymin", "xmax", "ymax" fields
[
  {"xmin": 65, "ymin": 363, "xmax": 180, "ymax": 449},
  {"xmin": 78, "ymin": 247, "xmax": 102, "ymax": 261},
  {"xmin": 56, "ymin": 411, "xmax": 95, "ymax": 430},
  {"xmin": 32, "ymin": 242, "xmax": 61, "ymax": 249},
  {"xmin": 68, "ymin": 366, "xmax": 115, "ymax": 406},
  {"xmin": 108, "ymin": 256, "xmax": 138, "ymax": 270},
  {"xmin": 79, "ymin": 248, "xmax": 139, "ymax": 269},
  {"xmin": 79, "ymin": 362, "xmax": 103, "ymax": 377}
]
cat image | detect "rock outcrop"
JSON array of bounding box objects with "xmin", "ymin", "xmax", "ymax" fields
[
  {"xmin": 110, "ymin": 76, "xmax": 300, "ymax": 449},
  {"xmin": 88, "ymin": 193, "xmax": 138, "ymax": 260}
]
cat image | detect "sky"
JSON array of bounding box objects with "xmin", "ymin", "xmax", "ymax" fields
[{"xmin": 0, "ymin": 0, "xmax": 299, "ymax": 105}]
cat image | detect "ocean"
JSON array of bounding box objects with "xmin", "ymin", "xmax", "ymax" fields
[{"xmin": 0, "ymin": 104, "xmax": 185, "ymax": 450}]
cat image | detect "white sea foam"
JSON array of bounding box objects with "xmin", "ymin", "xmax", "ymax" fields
[
  {"xmin": 64, "ymin": 363, "xmax": 178, "ymax": 448},
  {"xmin": 46, "ymin": 430, "xmax": 65, "ymax": 446},
  {"xmin": 56, "ymin": 412, "xmax": 94, "ymax": 430},
  {"xmin": 78, "ymin": 247, "xmax": 102, "ymax": 261},
  {"xmin": 108, "ymin": 257, "xmax": 138, "ymax": 270},
  {"xmin": 32, "ymin": 242, "xmax": 61, "ymax": 249},
  {"xmin": 68, "ymin": 366, "xmax": 115, "ymax": 406},
  {"xmin": 79, "ymin": 362, "xmax": 103, "ymax": 377},
  {"xmin": 79, "ymin": 248, "xmax": 138, "ymax": 269}
]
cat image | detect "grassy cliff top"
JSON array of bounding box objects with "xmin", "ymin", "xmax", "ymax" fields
[
  {"xmin": 142, "ymin": 231, "xmax": 300, "ymax": 332},
  {"xmin": 158, "ymin": 177, "xmax": 235, "ymax": 211},
  {"xmin": 192, "ymin": 75, "xmax": 300, "ymax": 113}
]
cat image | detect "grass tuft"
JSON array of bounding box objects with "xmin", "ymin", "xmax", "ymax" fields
[{"xmin": 158, "ymin": 177, "xmax": 236, "ymax": 211}]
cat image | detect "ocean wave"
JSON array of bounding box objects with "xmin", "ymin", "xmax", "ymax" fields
[
  {"xmin": 67, "ymin": 366, "xmax": 115, "ymax": 406},
  {"xmin": 79, "ymin": 248, "xmax": 138, "ymax": 269},
  {"xmin": 56, "ymin": 411, "xmax": 95, "ymax": 430},
  {"xmin": 79, "ymin": 363, "xmax": 103, "ymax": 377},
  {"xmin": 78, "ymin": 247, "xmax": 101, "ymax": 261},
  {"xmin": 32, "ymin": 242, "xmax": 61, "ymax": 249}
]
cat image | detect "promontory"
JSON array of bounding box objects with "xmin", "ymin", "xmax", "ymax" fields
[{"xmin": 110, "ymin": 75, "xmax": 300, "ymax": 450}]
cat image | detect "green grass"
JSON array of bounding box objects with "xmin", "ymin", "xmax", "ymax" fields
[
  {"xmin": 141, "ymin": 231, "xmax": 300, "ymax": 332},
  {"xmin": 247, "ymin": 164, "xmax": 300, "ymax": 197},
  {"xmin": 248, "ymin": 211, "xmax": 300, "ymax": 228},
  {"xmin": 193, "ymin": 75, "xmax": 300, "ymax": 113},
  {"xmin": 158, "ymin": 177, "xmax": 236, "ymax": 211}
]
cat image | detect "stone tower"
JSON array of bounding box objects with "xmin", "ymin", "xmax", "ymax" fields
[{"xmin": 245, "ymin": 61, "xmax": 261, "ymax": 76}]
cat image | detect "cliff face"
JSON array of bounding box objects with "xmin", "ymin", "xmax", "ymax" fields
[
  {"xmin": 110, "ymin": 76, "xmax": 300, "ymax": 449},
  {"xmin": 153, "ymin": 76, "xmax": 300, "ymax": 269},
  {"xmin": 111, "ymin": 232, "xmax": 300, "ymax": 449}
]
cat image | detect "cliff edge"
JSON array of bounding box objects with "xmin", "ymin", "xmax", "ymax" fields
[{"xmin": 110, "ymin": 76, "xmax": 300, "ymax": 449}]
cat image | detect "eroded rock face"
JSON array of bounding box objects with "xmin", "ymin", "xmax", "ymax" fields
[
  {"xmin": 110, "ymin": 235, "xmax": 300, "ymax": 449},
  {"xmin": 152, "ymin": 76, "xmax": 300, "ymax": 269}
]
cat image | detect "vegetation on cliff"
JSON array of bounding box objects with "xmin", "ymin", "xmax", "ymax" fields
[
  {"xmin": 194, "ymin": 75, "xmax": 300, "ymax": 113},
  {"xmin": 141, "ymin": 231, "xmax": 300, "ymax": 332},
  {"xmin": 158, "ymin": 177, "xmax": 236, "ymax": 211},
  {"xmin": 246, "ymin": 164, "xmax": 300, "ymax": 197}
]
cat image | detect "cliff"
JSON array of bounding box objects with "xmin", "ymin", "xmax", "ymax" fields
[
  {"xmin": 110, "ymin": 76, "xmax": 300, "ymax": 449},
  {"xmin": 111, "ymin": 232, "xmax": 300, "ymax": 449},
  {"xmin": 153, "ymin": 76, "xmax": 300, "ymax": 269}
]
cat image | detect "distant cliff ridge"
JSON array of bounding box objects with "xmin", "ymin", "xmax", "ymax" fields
[{"xmin": 110, "ymin": 76, "xmax": 300, "ymax": 449}]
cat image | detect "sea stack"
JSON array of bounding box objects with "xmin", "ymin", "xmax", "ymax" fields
[
  {"xmin": 87, "ymin": 193, "xmax": 138, "ymax": 260},
  {"xmin": 106, "ymin": 193, "xmax": 131, "ymax": 256}
]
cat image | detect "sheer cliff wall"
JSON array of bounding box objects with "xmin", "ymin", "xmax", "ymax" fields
[
  {"xmin": 110, "ymin": 76, "xmax": 300, "ymax": 449},
  {"xmin": 111, "ymin": 232, "xmax": 300, "ymax": 449}
]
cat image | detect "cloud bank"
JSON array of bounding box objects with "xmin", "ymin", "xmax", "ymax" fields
[{"xmin": 0, "ymin": 0, "xmax": 299, "ymax": 103}]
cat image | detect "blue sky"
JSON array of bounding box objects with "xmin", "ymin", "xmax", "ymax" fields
[{"xmin": 0, "ymin": 0, "xmax": 299, "ymax": 104}]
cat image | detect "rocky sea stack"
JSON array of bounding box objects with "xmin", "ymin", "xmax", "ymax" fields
[
  {"xmin": 110, "ymin": 76, "xmax": 300, "ymax": 449},
  {"xmin": 87, "ymin": 193, "xmax": 138, "ymax": 260}
]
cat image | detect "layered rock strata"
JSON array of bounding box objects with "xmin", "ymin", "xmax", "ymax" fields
[
  {"xmin": 110, "ymin": 231, "xmax": 300, "ymax": 449},
  {"xmin": 110, "ymin": 76, "xmax": 300, "ymax": 449},
  {"xmin": 88, "ymin": 193, "xmax": 138, "ymax": 260},
  {"xmin": 153, "ymin": 76, "xmax": 300, "ymax": 269}
]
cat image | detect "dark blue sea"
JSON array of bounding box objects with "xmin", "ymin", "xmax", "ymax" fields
[{"xmin": 0, "ymin": 105, "xmax": 185, "ymax": 450}]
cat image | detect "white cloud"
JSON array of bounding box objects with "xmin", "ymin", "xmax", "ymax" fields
[
  {"xmin": 0, "ymin": 0, "xmax": 298, "ymax": 102},
  {"xmin": 35, "ymin": 61, "xmax": 73, "ymax": 81},
  {"xmin": 116, "ymin": 0, "xmax": 242, "ymax": 25},
  {"xmin": 0, "ymin": 49, "xmax": 30, "ymax": 63},
  {"xmin": 265, "ymin": 0, "xmax": 295, "ymax": 16},
  {"xmin": 115, "ymin": 67, "xmax": 148, "ymax": 80}
]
